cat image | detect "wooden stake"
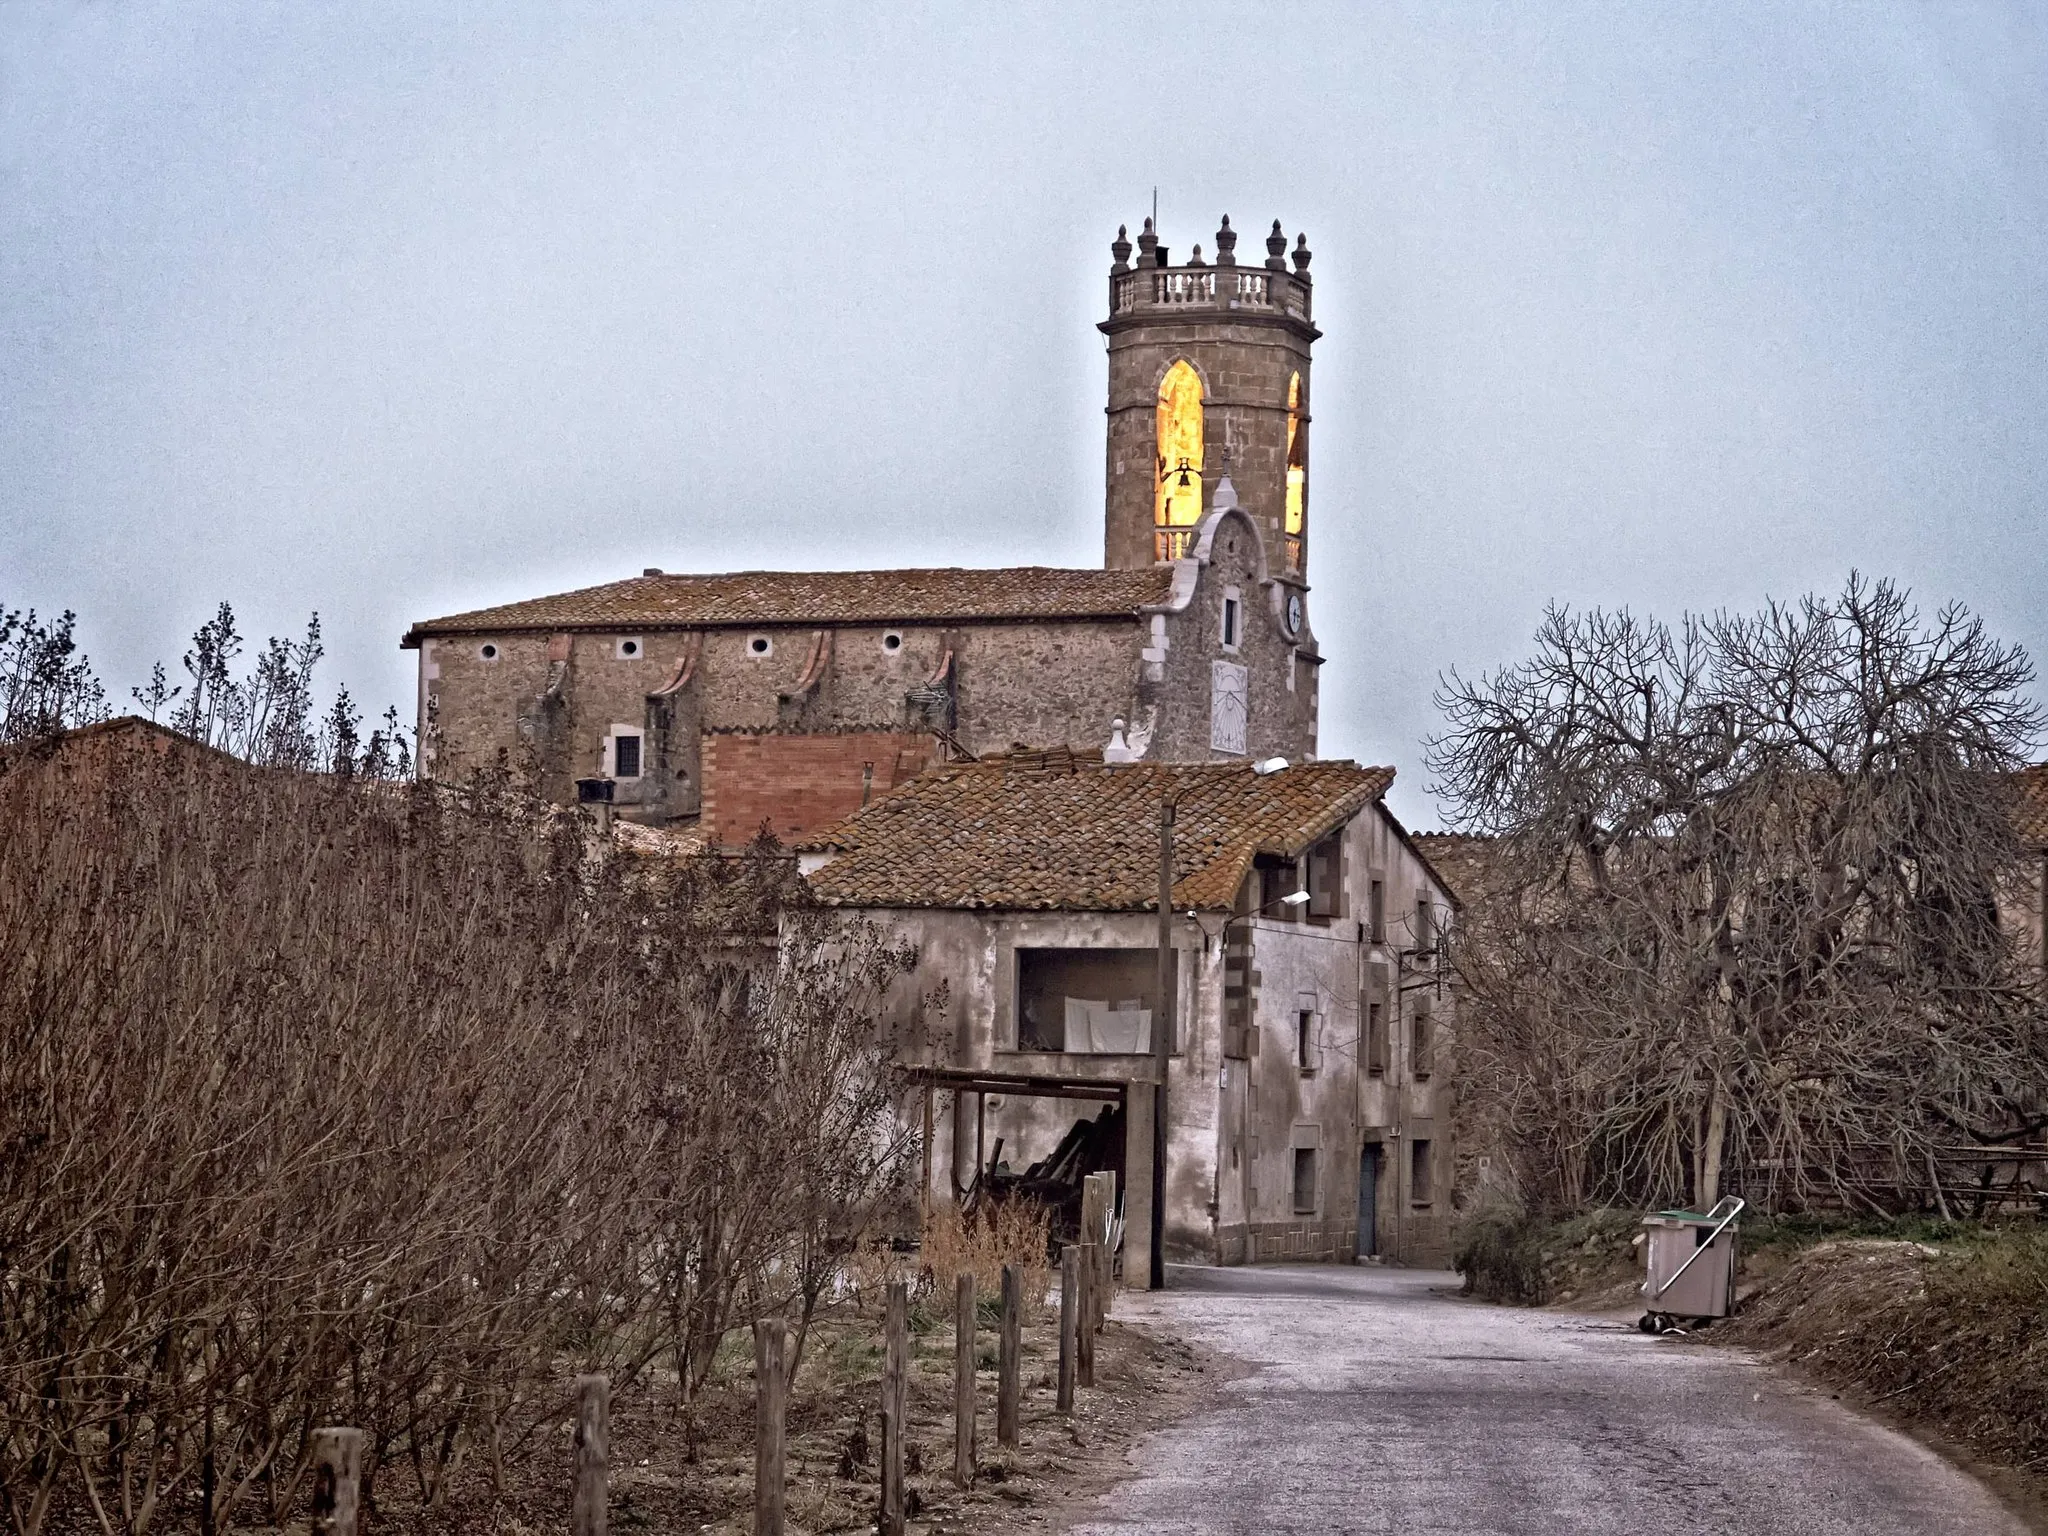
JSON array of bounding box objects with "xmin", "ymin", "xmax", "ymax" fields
[
  {"xmin": 1080, "ymin": 1174, "xmax": 1108, "ymax": 1330},
  {"xmin": 1057, "ymin": 1247, "xmax": 1077, "ymax": 1414},
  {"xmin": 881, "ymin": 1278, "xmax": 907, "ymax": 1536},
  {"xmin": 997, "ymin": 1262, "xmax": 1022, "ymax": 1449},
  {"xmin": 1077, "ymin": 1241, "xmax": 1097, "ymax": 1388},
  {"xmin": 953, "ymin": 1272, "xmax": 976, "ymax": 1487},
  {"xmin": 572, "ymin": 1374, "xmax": 609, "ymax": 1536},
  {"xmin": 755, "ymin": 1320, "xmax": 786, "ymax": 1536},
  {"xmin": 308, "ymin": 1427, "xmax": 362, "ymax": 1536},
  {"xmin": 1094, "ymin": 1172, "xmax": 1118, "ymax": 1318}
]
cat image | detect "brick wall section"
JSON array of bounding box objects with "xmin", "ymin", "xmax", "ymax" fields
[{"xmin": 702, "ymin": 730, "xmax": 937, "ymax": 845}]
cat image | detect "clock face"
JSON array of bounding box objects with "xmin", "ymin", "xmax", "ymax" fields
[{"xmin": 1286, "ymin": 592, "xmax": 1304, "ymax": 636}]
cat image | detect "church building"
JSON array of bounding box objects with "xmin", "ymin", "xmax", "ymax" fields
[
  {"xmin": 402, "ymin": 216, "xmax": 1460, "ymax": 1271},
  {"xmin": 402, "ymin": 215, "xmax": 1326, "ymax": 842}
]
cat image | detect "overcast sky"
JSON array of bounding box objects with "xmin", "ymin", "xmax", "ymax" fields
[{"xmin": 5, "ymin": 2, "xmax": 2045, "ymax": 824}]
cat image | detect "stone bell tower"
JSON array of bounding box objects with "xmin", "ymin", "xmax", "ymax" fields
[{"xmin": 1100, "ymin": 214, "xmax": 1322, "ymax": 584}]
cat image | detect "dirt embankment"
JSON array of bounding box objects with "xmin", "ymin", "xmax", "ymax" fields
[{"xmin": 1712, "ymin": 1234, "xmax": 2048, "ymax": 1479}]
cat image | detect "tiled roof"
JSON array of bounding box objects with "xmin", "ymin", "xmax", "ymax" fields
[
  {"xmin": 2013, "ymin": 764, "xmax": 2048, "ymax": 852},
  {"xmin": 798, "ymin": 754, "xmax": 1396, "ymax": 912},
  {"xmin": 402, "ymin": 566, "xmax": 1178, "ymax": 645},
  {"xmin": 1409, "ymin": 832, "xmax": 1504, "ymax": 906}
]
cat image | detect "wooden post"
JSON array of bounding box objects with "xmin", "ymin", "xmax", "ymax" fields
[
  {"xmin": 1056, "ymin": 1247, "xmax": 1077, "ymax": 1414},
  {"xmin": 308, "ymin": 1427, "xmax": 362, "ymax": 1536},
  {"xmin": 953, "ymin": 1272, "xmax": 976, "ymax": 1487},
  {"xmin": 1094, "ymin": 1171, "xmax": 1118, "ymax": 1317},
  {"xmin": 1077, "ymin": 1241, "xmax": 1097, "ymax": 1388},
  {"xmin": 755, "ymin": 1320, "xmax": 787, "ymax": 1536},
  {"xmin": 572, "ymin": 1374, "xmax": 609, "ymax": 1536},
  {"xmin": 881, "ymin": 1278, "xmax": 908, "ymax": 1536},
  {"xmin": 1152, "ymin": 796, "xmax": 1175, "ymax": 1289},
  {"xmin": 1080, "ymin": 1173, "xmax": 1107, "ymax": 1329},
  {"xmin": 997, "ymin": 1262, "xmax": 1022, "ymax": 1449}
]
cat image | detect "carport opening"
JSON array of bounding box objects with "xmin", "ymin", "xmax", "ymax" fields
[{"xmin": 1017, "ymin": 946, "xmax": 1159, "ymax": 1053}]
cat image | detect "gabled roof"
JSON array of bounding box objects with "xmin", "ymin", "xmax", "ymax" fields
[
  {"xmin": 1410, "ymin": 832, "xmax": 1503, "ymax": 906},
  {"xmin": 798, "ymin": 754, "xmax": 1396, "ymax": 912},
  {"xmin": 0, "ymin": 714, "xmax": 237, "ymax": 774},
  {"xmin": 2014, "ymin": 764, "xmax": 2048, "ymax": 853},
  {"xmin": 402, "ymin": 566, "xmax": 1179, "ymax": 647}
]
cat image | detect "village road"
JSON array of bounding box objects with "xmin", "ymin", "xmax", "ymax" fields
[{"xmin": 1068, "ymin": 1263, "xmax": 2028, "ymax": 1536}]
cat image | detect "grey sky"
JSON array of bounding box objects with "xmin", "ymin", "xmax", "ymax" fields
[{"xmin": 5, "ymin": 2, "xmax": 2045, "ymax": 824}]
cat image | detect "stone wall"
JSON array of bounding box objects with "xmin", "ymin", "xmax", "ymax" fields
[
  {"xmin": 418, "ymin": 616, "xmax": 1151, "ymax": 828},
  {"xmin": 1101, "ymin": 315, "xmax": 1314, "ymax": 582},
  {"xmin": 1141, "ymin": 507, "xmax": 1316, "ymax": 763},
  {"xmin": 415, "ymin": 534, "xmax": 1318, "ymax": 834}
]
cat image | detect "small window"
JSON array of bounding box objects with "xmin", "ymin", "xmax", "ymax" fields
[
  {"xmin": 1368, "ymin": 879, "xmax": 1385, "ymax": 943},
  {"xmin": 612, "ymin": 732, "xmax": 642, "ymax": 780},
  {"xmin": 1410, "ymin": 1138, "xmax": 1433, "ymax": 1208},
  {"xmin": 615, "ymin": 637, "xmax": 642, "ymax": 659},
  {"xmin": 1412, "ymin": 1002, "xmax": 1434, "ymax": 1079},
  {"xmin": 478, "ymin": 642, "xmax": 499, "ymax": 661},
  {"xmin": 748, "ymin": 635, "xmax": 773, "ymax": 657},
  {"xmin": 1416, "ymin": 898, "xmax": 1436, "ymax": 956},
  {"xmin": 1307, "ymin": 836, "xmax": 1342, "ymax": 920},
  {"xmin": 1296, "ymin": 1010, "xmax": 1318, "ymax": 1074},
  {"xmin": 882, "ymin": 631, "xmax": 904, "ymax": 652},
  {"xmin": 1221, "ymin": 595, "xmax": 1241, "ymax": 650},
  {"xmin": 1366, "ymin": 1001, "xmax": 1387, "ymax": 1075},
  {"xmin": 1292, "ymin": 1148, "xmax": 1318, "ymax": 1214}
]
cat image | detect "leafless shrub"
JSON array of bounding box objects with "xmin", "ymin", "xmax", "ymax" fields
[
  {"xmin": 0, "ymin": 743, "xmax": 917, "ymax": 1535},
  {"xmin": 1431, "ymin": 575, "xmax": 2048, "ymax": 1214},
  {"xmin": 0, "ymin": 606, "xmax": 108, "ymax": 744},
  {"xmin": 919, "ymin": 1202, "xmax": 1053, "ymax": 1324}
]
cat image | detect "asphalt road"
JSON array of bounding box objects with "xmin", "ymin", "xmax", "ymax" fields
[{"xmin": 1069, "ymin": 1262, "xmax": 2028, "ymax": 1536}]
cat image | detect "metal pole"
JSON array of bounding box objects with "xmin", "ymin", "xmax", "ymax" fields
[{"xmin": 1151, "ymin": 797, "xmax": 1175, "ymax": 1289}]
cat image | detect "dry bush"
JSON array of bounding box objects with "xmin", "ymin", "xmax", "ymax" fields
[
  {"xmin": 0, "ymin": 740, "xmax": 917, "ymax": 1536},
  {"xmin": 919, "ymin": 1201, "xmax": 1053, "ymax": 1322}
]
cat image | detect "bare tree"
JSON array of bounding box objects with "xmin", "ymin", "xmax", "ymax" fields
[{"xmin": 1431, "ymin": 575, "xmax": 2048, "ymax": 1212}]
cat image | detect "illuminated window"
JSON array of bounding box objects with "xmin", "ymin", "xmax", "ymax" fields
[
  {"xmin": 1284, "ymin": 373, "xmax": 1306, "ymax": 569},
  {"xmin": 1155, "ymin": 360, "xmax": 1204, "ymax": 552}
]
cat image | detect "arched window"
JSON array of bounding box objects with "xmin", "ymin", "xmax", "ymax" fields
[
  {"xmin": 1284, "ymin": 372, "xmax": 1306, "ymax": 572},
  {"xmin": 1155, "ymin": 360, "xmax": 1204, "ymax": 558}
]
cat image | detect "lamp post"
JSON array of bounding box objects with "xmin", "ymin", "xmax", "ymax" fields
[{"xmin": 1150, "ymin": 798, "xmax": 1175, "ymax": 1290}]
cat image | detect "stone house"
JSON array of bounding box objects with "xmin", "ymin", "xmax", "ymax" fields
[
  {"xmin": 2002, "ymin": 765, "xmax": 2048, "ymax": 981},
  {"xmin": 401, "ymin": 214, "xmax": 1329, "ymax": 843},
  {"xmin": 795, "ymin": 749, "xmax": 1461, "ymax": 1277}
]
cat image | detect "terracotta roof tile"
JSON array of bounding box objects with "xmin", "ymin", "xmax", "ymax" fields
[
  {"xmin": 799, "ymin": 755, "xmax": 1395, "ymax": 912},
  {"xmin": 1409, "ymin": 832, "xmax": 1505, "ymax": 905},
  {"xmin": 403, "ymin": 566, "xmax": 1177, "ymax": 646},
  {"xmin": 2013, "ymin": 764, "xmax": 2048, "ymax": 852}
]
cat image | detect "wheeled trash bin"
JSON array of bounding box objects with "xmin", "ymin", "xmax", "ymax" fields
[{"xmin": 1639, "ymin": 1196, "xmax": 1744, "ymax": 1332}]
